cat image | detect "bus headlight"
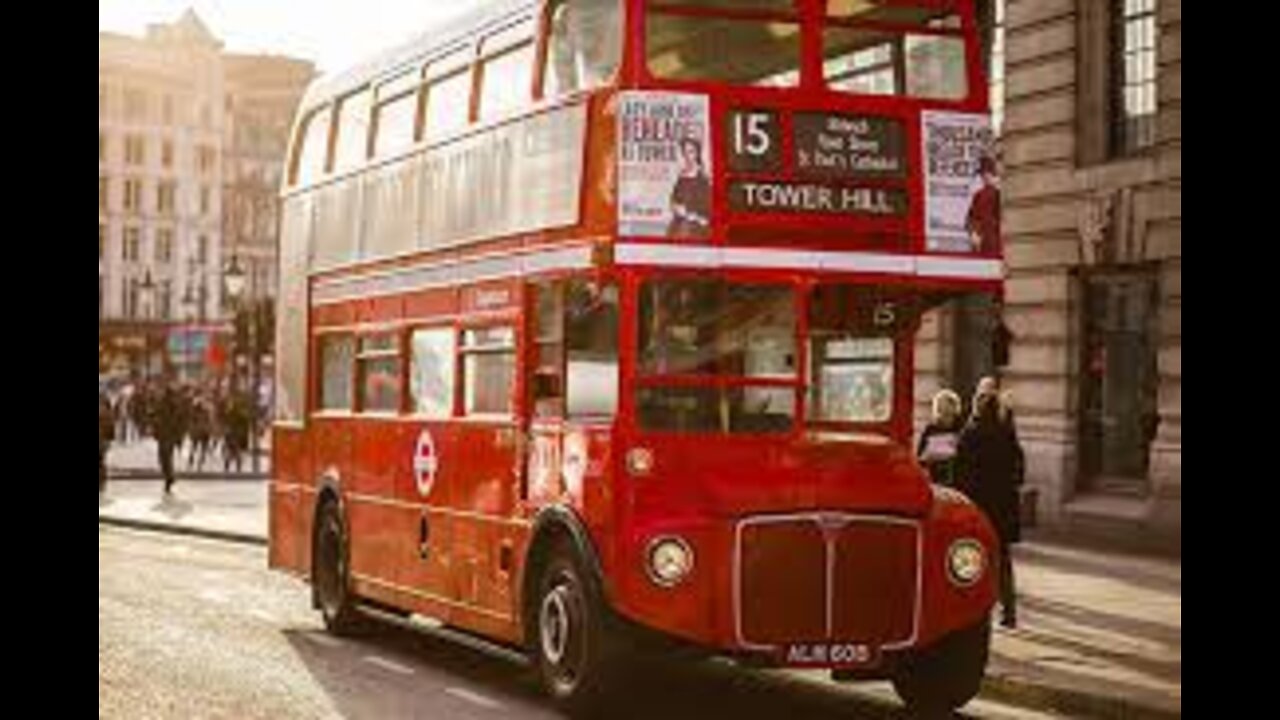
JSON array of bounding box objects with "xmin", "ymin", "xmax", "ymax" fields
[
  {"xmin": 947, "ymin": 540, "xmax": 987, "ymax": 588},
  {"xmin": 647, "ymin": 537, "xmax": 694, "ymax": 587},
  {"xmin": 627, "ymin": 447, "xmax": 655, "ymax": 477}
]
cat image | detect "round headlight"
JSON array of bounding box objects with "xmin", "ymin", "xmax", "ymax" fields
[
  {"xmin": 627, "ymin": 447, "xmax": 655, "ymax": 477},
  {"xmin": 647, "ymin": 537, "xmax": 694, "ymax": 587},
  {"xmin": 947, "ymin": 540, "xmax": 987, "ymax": 587}
]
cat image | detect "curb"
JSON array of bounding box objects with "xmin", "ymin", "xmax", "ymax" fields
[
  {"xmin": 98, "ymin": 515, "xmax": 267, "ymax": 548},
  {"xmin": 981, "ymin": 671, "xmax": 1180, "ymax": 720},
  {"xmin": 106, "ymin": 471, "xmax": 269, "ymax": 482}
]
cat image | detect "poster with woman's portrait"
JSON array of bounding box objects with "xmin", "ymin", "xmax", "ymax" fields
[
  {"xmin": 618, "ymin": 92, "xmax": 713, "ymax": 240},
  {"xmin": 922, "ymin": 111, "xmax": 999, "ymax": 255}
]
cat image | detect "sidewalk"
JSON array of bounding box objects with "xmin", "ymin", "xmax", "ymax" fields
[
  {"xmin": 98, "ymin": 479, "xmax": 1181, "ymax": 719},
  {"xmin": 106, "ymin": 438, "xmax": 270, "ymax": 480}
]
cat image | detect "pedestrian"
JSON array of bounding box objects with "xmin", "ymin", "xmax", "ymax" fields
[
  {"xmin": 152, "ymin": 378, "xmax": 188, "ymax": 496},
  {"xmin": 222, "ymin": 391, "xmax": 251, "ymax": 475},
  {"xmin": 917, "ymin": 389, "xmax": 964, "ymax": 487},
  {"xmin": 187, "ymin": 395, "xmax": 213, "ymax": 472},
  {"xmin": 956, "ymin": 389, "xmax": 1025, "ymax": 629},
  {"xmin": 99, "ymin": 393, "xmax": 115, "ymax": 495}
]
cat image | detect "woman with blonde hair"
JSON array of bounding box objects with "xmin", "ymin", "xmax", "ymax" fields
[{"xmin": 917, "ymin": 389, "xmax": 964, "ymax": 486}]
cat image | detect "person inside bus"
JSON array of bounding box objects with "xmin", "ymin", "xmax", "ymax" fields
[
  {"xmin": 917, "ymin": 389, "xmax": 963, "ymax": 487},
  {"xmin": 667, "ymin": 138, "xmax": 712, "ymax": 239},
  {"xmin": 548, "ymin": 0, "xmax": 621, "ymax": 95},
  {"xmin": 956, "ymin": 388, "xmax": 1024, "ymax": 629}
]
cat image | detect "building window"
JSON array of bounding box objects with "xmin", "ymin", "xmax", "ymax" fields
[
  {"xmin": 1111, "ymin": 0, "xmax": 1159, "ymax": 155},
  {"xmin": 1080, "ymin": 270, "xmax": 1160, "ymax": 491},
  {"xmin": 197, "ymin": 235, "xmax": 209, "ymax": 265},
  {"xmin": 157, "ymin": 182, "xmax": 177, "ymax": 216},
  {"xmin": 158, "ymin": 280, "xmax": 172, "ymax": 321},
  {"xmin": 123, "ymin": 227, "xmax": 141, "ymax": 263},
  {"xmin": 156, "ymin": 229, "xmax": 174, "ymax": 264},
  {"xmin": 198, "ymin": 145, "xmax": 217, "ymax": 174},
  {"xmin": 124, "ymin": 88, "xmax": 147, "ymax": 123},
  {"xmin": 123, "ymin": 179, "xmax": 143, "ymax": 214},
  {"xmin": 100, "ymin": 177, "xmax": 110, "ymax": 213},
  {"xmin": 125, "ymin": 135, "xmax": 146, "ymax": 166},
  {"xmin": 162, "ymin": 140, "xmax": 175, "ymax": 169},
  {"xmin": 200, "ymin": 186, "xmax": 212, "ymax": 216}
]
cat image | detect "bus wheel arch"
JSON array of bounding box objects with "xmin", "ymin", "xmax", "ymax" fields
[
  {"xmin": 523, "ymin": 507, "xmax": 620, "ymax": 713},
  {"xmin": 311, "ymin": 481, "xmax": 363, "ymax": 636},
  {"xmin": 892, "ymin": 617, "xmax": 991, "ymax": 714}
]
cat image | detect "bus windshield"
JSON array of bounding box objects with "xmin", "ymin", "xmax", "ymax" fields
[
  {"xmin": 646, "ymin": 0, "xmax": 969, "ymax": 100},
  {"xmin": 636, "ymin": 279, "xmax": 900, "ymax": 434}
]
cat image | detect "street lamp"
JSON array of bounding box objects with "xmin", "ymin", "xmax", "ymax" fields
[
  {"xmin": 182, "ymin": 283, "xmax": 200, "ymax": 383},
  {"xmin": 223, "ymin": 254, "xmax": 261, "ymax": 473},
  {"xmin": 137, "ymin": 270, "xmax": 157, "ymax": 379}
]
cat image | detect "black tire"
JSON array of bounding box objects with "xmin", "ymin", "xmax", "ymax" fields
[
  {"xmin": 313, "ymin": 500, "xmax": 363, "ymax": 636},
  {"xmin": 892, "ymin": 619, "xmax": 990, "ymax": 716},
  {"xmin": 532, "ymin": 547, "xmax": 621, "ymax": 717}
]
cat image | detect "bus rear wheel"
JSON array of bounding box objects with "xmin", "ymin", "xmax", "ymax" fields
[
  {"xmin": 892, "ymin": 618, "xmax": 990, "ymax": 716},
  {"xmin": 533, "ymin": 549, "xmax": 620, "ymax": 716},
  {"xmin": 313, "ymin": 500, "xmax": 363, "ymax": 636}
]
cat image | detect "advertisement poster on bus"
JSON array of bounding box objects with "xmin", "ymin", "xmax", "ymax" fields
[
  {"xmin": 618, "ymin": 92, "xmax": 712, "ymax": 240},
  {"xmin": 922, "ymin": 111, "xmax": 999, "ymax": 254}
]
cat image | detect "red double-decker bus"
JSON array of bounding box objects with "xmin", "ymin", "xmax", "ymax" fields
[{"xmin": 270, "ymin": 0, "xmax": 1004, "ymax": 713}]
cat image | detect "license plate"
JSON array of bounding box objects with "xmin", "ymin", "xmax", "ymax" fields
[{"xmin": 782, "ymin": 643, "xmax": 880, "ymax": 669}]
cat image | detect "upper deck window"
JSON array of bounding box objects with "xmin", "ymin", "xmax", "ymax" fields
[
  {"xmin": 424, "ymin": 49, "xmax": 475, "ymax": 142},
  {"xmin": 647, "ymin": 1, "xmax": 802, "ymax": 86},
  {"xmin": 291, "ymin": 107, "xmax": 331, "ymax": 186},
  {"xmin": 332, "ymin": 89, "xmax": 373, "ymax": 172},
  {"xmin": 545, "ymin": 0, "xmax": 623, "ymax": 96},
  {"xmin": 479, "ymin": 21, "xmax": 536, "ymax": 120},
  {"xmin": 824, "ymin": 2, "xmax": 968, "ymax": 100},
  {"xmin": 650, "ymin": 1, "xmax": 798, "ymax": 87}
]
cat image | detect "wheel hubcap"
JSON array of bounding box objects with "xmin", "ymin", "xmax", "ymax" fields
[{"xmin": 540, "ymin": 585, "xmax": 572, "ymax": 666}]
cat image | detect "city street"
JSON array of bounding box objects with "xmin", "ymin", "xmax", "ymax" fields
[{"xmin": 100, "ymin": 527, "xmax": 1058, "ymax": 720}]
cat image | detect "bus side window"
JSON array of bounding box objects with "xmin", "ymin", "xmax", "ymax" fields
[
  {"xmin": 291, "ymin": 106, "xmax": 332, "ymax": 186},
  {"xmin": 318, "ymin": 334, "xmax": 356, "ymax": 412},
  {"xmin": 566, "ymin": 281, "xmax": 618, "ymax": 418},
  {"xmin": 410, "ymin": 328, "xmax": 457, "ymax": 419},
  {"xmin": 479, "ymin": 21, "xmax": 536, "ymax": 121},
  {"xmin": 544, "ymin": 0, "xmax": 621, "ymax": 98},
  {"xmin": 424, "ymin": 49, "xmax": 474, "ymax": 142},
  {"xmin": 532, "ymin": 283, "xmax": 566, "ymax": 419},
  {"xmin": 332, "ymin": 88, "xmax": 373, "ymax": 173}
]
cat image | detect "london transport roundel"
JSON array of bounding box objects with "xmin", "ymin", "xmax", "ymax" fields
[{"xmin": 413, "ymin": 429, "xmax": 439, "ymax": 498}]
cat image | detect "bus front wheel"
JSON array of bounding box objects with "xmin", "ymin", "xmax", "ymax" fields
[
  {"xmin": 533, "ymin": 548, "xmax": 621, "ymax": 716},
  {"xmin": 313, "ymin": 500, "xmax": 363, "ymax": 636},
  {"xmin": 892, "ymin": 618, "xmax": 990, "ymax": 715}
]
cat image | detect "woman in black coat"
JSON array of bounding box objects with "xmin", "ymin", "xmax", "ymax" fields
[{"xmin": 956, "ymin": 390, "xmax": 1025, "ymax": 628}]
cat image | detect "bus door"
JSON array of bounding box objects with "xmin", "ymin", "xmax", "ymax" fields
[{"xmin": 451, "ymin": 284, "xmax": 523, "ymax": 621}]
